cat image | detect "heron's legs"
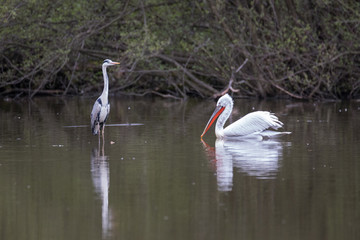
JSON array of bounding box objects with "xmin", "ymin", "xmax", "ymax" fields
[
  {"xmin": 102, "ymin": 124, "xmax": 105, "ymax": 138},
  {"xmin": 98, "ymin": 131, "xmax": 101, "ymax": 146}
]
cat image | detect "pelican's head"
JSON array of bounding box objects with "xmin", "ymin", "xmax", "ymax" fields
[
  {"xmin": 216, "ymin": 94, "xmax": 233, "ymax": 109},
  {"xmin": 201, "ymin": 94, "xmax": 234, "ymax": 138},
  {"xmin": 103, "ymin": 59, "xmax": 120, "ymax": 67}
]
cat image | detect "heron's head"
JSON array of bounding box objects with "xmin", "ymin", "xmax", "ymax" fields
[{"xmin": 103, "ymin": 59, "xmax": 120, "ymax": 67}]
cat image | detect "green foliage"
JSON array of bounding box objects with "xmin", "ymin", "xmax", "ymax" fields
[{"xmin": 0, "ymin": 0, "xmax": 359, "ymax": 99}]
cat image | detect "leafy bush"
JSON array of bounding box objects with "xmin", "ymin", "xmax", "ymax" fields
[{"xmin": 0, "ymin": 0, "xmax": 359, "ymax": 99}]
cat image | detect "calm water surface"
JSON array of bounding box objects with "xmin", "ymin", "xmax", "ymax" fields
[{"xmin": 0, "ymin": 96, "xmax": 359, "ymax": 240}]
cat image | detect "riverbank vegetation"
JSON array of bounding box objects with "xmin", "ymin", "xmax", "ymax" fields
[{"xmin": 1, "ymin": 0, "xmax": 359, "ymax": 99}]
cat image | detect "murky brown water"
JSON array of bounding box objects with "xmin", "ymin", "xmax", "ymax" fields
[{"xmin": 0, "ymin": 96, "xmax": 359, "ymax": 240}]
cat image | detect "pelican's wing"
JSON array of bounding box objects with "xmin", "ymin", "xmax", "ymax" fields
[{"xmin": 223, "ymin": 111, "xmax": 284, "ymax": 137}]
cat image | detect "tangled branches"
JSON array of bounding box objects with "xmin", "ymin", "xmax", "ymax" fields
[{"xmin": 1, "ymin": 0, "xmax": 359, "ymax": 99}]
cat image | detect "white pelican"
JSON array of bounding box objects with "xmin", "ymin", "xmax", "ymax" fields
[
  {"xmin": 91, "ymin": 59, "xmax": 120, "ymax": 136},
  {"xmin": 201, "ymin": 94, "xmax": 291, "ymax": 139}
]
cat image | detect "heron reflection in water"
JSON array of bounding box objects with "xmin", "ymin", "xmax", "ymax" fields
[
  {"xmin": 202, "ymin": 138, "xmax": 288, "ymax": 192},
  {"xmin": 91, "ymin": 140, "xmax": 112, "ymax": 237}
]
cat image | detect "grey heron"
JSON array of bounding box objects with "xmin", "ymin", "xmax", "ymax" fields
[{"xmin": 91, "ymin": 59, "xmax": 120, "ymax": 136}]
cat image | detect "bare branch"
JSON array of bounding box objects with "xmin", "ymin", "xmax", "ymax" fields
[{"xmin": 213, "ymin": 58, "xmax": 249, "ymax": 98}]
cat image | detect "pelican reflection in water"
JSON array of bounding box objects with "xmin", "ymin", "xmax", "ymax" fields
[
  {"xmin": 202, "ymin": 137, "xmax": 289, "ymax": 192},
  {"xmin": 91, "ymin": 142, "xmax": 112, "ymax": 237}
]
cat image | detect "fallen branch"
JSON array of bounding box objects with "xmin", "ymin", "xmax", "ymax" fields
[
  {"xmin": 154, "ymin": 54, "xmax": 218, "ymax": 95},
  {"xmin": 115, "ymin": 90, "xmax": 183, "ymax": 100},
  {"xmin": 269, "ymin": 80, "xmax": 304, "ymax": 99}
]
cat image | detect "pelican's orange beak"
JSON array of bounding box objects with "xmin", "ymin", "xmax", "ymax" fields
[{"xmin": 200, "ymin": 105, "xmax": 225, "ymax": 138}]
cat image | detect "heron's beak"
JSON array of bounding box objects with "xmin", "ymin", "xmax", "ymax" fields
[
  {"xmin": 200, "ymin": 105, "xmax": 225, "ymax": 138},
  {"xmin": 112, "ymin": 61, "xmax": 120, "ymax": 65}
]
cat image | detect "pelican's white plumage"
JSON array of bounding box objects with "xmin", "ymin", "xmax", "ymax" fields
[{"xmin": 201, "ymin": 94, "xmax": 291, "ymax": 139}]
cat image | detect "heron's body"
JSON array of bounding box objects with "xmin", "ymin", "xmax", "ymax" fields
[
  {"xmin": 91, "ymin": 59, "xmax": 120, "ymax": 135},
  {"xmin": 91, "ymin": 97, "xmax": 110, "ymax": 135},
  {"xmin": 201, "ymin": 94, "xmax": 291, "ymax": 139}
]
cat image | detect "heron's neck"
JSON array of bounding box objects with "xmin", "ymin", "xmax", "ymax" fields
[
  {"xmin": 215, "ymin": 103, "xmax": 233, "ymax": 138},
  {"xmin": 101, "ymin": 65, "xmax": 109, "ymax": 102}
]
